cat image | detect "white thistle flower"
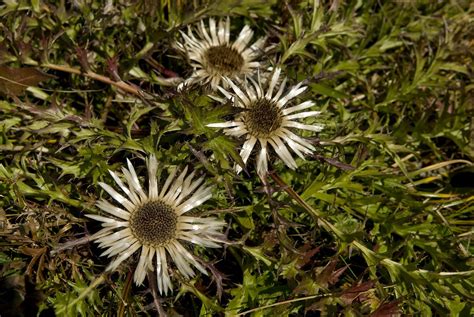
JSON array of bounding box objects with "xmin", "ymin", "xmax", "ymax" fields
[
  {"xmin": 87, "ymin": 155, "xmax": 225, "ymax": 295},
  {"xmin": 176, "ymin": 17, "xmax": 266, "ymax": 90},
  {"xmin": 207, "ymin": 68, "xmax": 323, "ymax": 177}
]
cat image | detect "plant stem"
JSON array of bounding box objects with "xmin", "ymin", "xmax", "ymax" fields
[
  {"xmin": 147, "ymin": 270, "xmax": 167, "ymax": 317},
  {"xmin": 41, "ymin": 63, "xmax": 142, "ymax": 97},
  {"xmin": 269, "ymin": 172, "xmax": 345, "ymax": 239}
]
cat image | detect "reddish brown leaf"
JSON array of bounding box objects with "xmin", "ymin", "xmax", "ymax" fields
[
  {"xmin": 316, "ymin": 259, "xmax": 338, "ymax": 287},
  {"xmin": 297, "ymin": 245, "xmax": 321, "ymax": 268},
  {"xmin": 328, "ymin": 265, "xmax": 348, "ymax": 285},
  {"xmin": 370, "ymin": 300, "xmax": 401, "ymax": 317},
  {"xmin": 0, "ymin": 66, "xmax": 53, "ymax": 96},
  {"xmin": 341, "ymin": 280, "xmax": 375, "ymax": 305}
]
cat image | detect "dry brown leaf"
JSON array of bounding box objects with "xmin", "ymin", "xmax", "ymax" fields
[
  {"xmin": 341, "ymin": 280, "xmax": 375, "ymax": 305},
  {"xmin": 316, "ymin": 258, "xmax": 338, "ymax": 287},
  {"xmin": 328, "ymin": 265, "xmax": 348, "ymax": 286},
  {"xmin": 0, "ymin": 66, "xmax": 53, "ymax": 96},
  {"xmin": 297, "ymin": 245, "xmax": 321, "ymax": 268},
  {"xmin": 370, "ymin": 300, "xmax": 401, "ymax": 317}
]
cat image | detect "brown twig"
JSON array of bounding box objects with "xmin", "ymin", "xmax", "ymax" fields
[
  {"xmin": 41, "ymin": 63, "xmax": 142, "ymax": 97},
  {"xmin": 145, "ymin": 56, "xmax": 179, "ymax": 78},
  {"xmin": 147, "ymin": 270, "xmax": 167, "ymax": 317}
]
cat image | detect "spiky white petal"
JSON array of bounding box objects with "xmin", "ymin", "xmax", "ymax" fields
[
  {"xmin": 95, "ymin": 200, "xmax": 130, "ymax": 220},
  {"xmin": 177, "ymin": 17, "xmax": 267, "ymax": 90},
  {"xmin": 87, "ymin": 155, "xmax": 225, "ymax": 295},
  {"xmin": 207, "ymin": 68, "xmax": 323, "ymax": 177}
]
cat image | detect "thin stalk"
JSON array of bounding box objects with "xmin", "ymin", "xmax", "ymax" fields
[
  {"xmin": 41, "ymin": 63, "xmax": 143, "ymax": 97},
  {"xmin": 269, "ymin": 172, "xmax": 345, "ymax": 239}
]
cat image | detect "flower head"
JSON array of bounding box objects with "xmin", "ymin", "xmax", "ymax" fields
[
  {"xmin": 207, "ymin": 68, "xmax": 323, "ymax": 177},
  {"xmin": 87, "ymin": 155, "xmax": 225, "ymax": 295},
  {"xmin": 177, "ymin": 17, "xmax": 266, "ymax": 90}
]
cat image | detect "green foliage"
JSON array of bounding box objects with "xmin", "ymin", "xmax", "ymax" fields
[{"xmin": 0, "ymin": 0, "xmax": 473, "ymax": 316}]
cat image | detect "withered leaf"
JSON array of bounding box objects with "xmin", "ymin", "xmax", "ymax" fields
[
  {"xmin": 341, "ymin": 280, "xmax": 375, "ymax": 305},
  {"xmin": 328, "ymin": 265, "xmax": 348, "ymax": 285},
  {"xmin": 370, "ymin": 301, "xmax": 401, "ymax": 317},
  {"xmin": 297, "ymin": 245, "xmax": 321, "ymax": 268},
  {"xmin": 0, "ymin": 66, "xmax": 53, "ymax": 96},
  {"xmin": 316, "ymin": 258, "xmax": 338, "ymax": 287}
]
